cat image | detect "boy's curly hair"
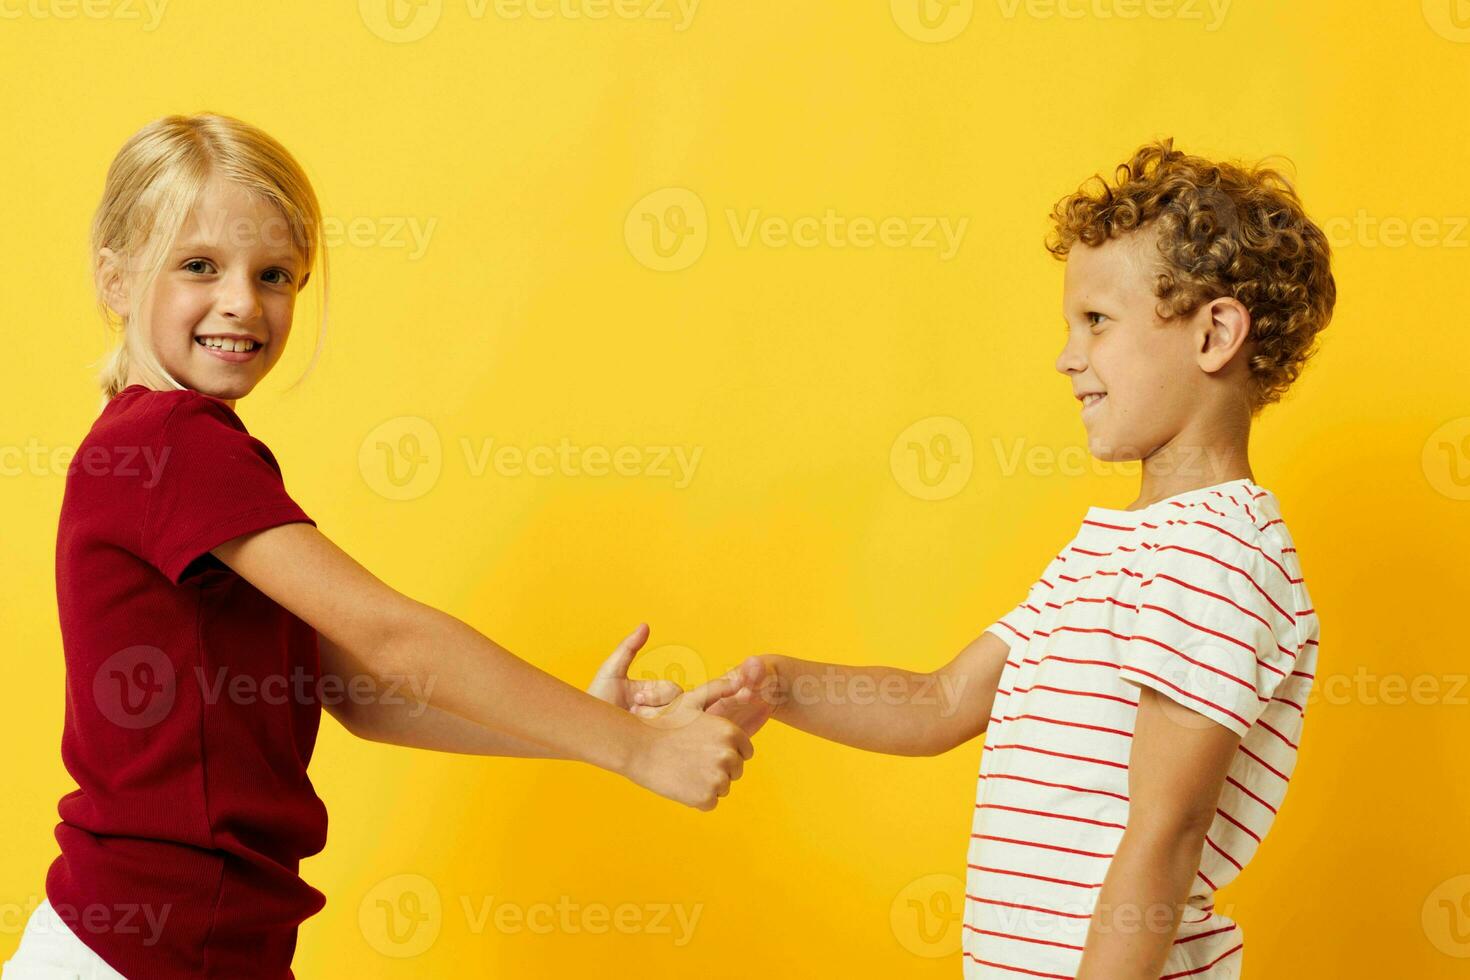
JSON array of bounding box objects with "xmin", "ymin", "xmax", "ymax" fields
[{"xmin": 1047, "ymin": 138, "xmax": 1335, "ymax": 415}]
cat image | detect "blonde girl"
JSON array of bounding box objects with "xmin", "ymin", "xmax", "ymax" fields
[{"xmin": 2, "ymin": 113, "xmax": 765, "ymax": 980}]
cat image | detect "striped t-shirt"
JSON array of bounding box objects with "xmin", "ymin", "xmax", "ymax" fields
[{"xmin": 964, "ymin": 477, "xmax": 1318, "ymax": 979}]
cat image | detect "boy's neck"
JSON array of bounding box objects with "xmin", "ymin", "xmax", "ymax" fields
[{"xmin": 1126, "ymin": 445, "xmax": 1253, "ymax": 512}]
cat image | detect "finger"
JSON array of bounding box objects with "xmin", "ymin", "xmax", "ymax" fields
[
  {"xmin": 719, "ymin": 700, "xmax": 773, "ymax": 740},
  {"xmin": 592, "ymin": 623, "xmax": 651, "ymax": 682},
  {"xmin": 733, "ymin": 656, "xmax": 768, "ymax": 691},
  {"xmin": 705, "ymin": 695, "xmax": 766, "ymax": 738},
  {"xmin": 733, "ymin": 728, "xmax": 755, "ymax": 761},
  {"xmin": 728, "ymin": 755, "xmax": 745, "ymax": 781},
  {"xmin": 685, "ymin": 669, "xmax": 744, "ymax": 710},
  {"xmin": 631, "ymin": 679, "xmax": 682, "ymax": 707},
  {"xmin": 739, "ymin": 702, "xmax": 775, "ymax": 740}
]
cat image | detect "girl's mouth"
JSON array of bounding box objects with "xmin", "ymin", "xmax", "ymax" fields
[
  {"xmin": 195, "ymin": 336, "xmax": 263, "ymax": 363},
  {"xmin": 1081, "ymin": 392, "xmax": 1107, "ymax": 418}
]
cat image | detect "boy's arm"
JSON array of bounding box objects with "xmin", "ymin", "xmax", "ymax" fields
[
  {"xmin": 1074, "ymin": 686, "xmax": 1241, "ymax": 979},
  {"xmin": 711, "ymin": 630, "xmax": 1011, "ymax": 756}
]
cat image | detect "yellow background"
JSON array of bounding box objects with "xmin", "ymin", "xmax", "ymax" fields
[{"xmin": 3, "ymin": 1, "xmax": 1468, "ymax": 976}]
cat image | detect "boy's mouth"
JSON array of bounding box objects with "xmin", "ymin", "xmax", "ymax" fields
[{"xmin": 1079, "ymin": 392, "xmax": 1107, "ymax": 417}]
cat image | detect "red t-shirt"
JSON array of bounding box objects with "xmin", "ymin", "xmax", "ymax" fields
[{"xmin": 47, "ymin": 384, "xmax": 329, "ymax": 978}]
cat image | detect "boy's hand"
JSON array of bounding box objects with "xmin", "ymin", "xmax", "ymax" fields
[
  {"xmin": 587, "ymin": 623, "xmax": 684, "ymax": 713},
  {"xmin": 623, "ymin": 673, "xmax": 756, "ymax": 811},
  {"xmin": 684, "ymin": 656, "xmax": 779, "ymax": 738}
]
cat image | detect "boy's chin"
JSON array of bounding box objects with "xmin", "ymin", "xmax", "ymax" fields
[{"xmin": 1086, "ymin": 435, "xmax": 1144, "ymax": 464}]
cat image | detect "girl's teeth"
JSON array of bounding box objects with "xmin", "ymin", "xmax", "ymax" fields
[{"xmin": 197, "ymin": 337, "xmax": 258, "ymax": 352}]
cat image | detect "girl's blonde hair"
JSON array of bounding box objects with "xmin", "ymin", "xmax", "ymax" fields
[{"xmin": 90, "ymin": 113, "xmax": 329, "ymax": 407}]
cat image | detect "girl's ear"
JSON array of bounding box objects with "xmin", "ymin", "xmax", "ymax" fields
[{"xmin": 96, "ymin": 247, "xmax": 131, "ymax": 318}]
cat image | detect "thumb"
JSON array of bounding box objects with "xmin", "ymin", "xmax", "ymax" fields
[
  {"xmin": 592, "ymin": 623, "xmax": 650, "ymax": 681},
  {"xmin": 730, "ymin": 655, "xmax": 769, "ymax": 693},
  {"xmin": 685, "ymin": 668, "xmax": 748, "ymax": 711}
]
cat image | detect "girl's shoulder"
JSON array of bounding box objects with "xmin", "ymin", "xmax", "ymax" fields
[
  {"xmin": 71, "ymin": 388, "xmax": 258, "ymax": 496},
  {"xmin": 93, "ymin": 386, "xmax": 247, "ymax": 443}
]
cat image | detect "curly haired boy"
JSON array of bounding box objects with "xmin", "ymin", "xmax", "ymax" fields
[{"xmin": 705, "ymin": 138, "xmax": 1334, "ymax": 979}]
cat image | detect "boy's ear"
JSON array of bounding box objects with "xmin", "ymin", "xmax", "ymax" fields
[
  {"xmin": 96, "ymin": 247, "xmax": 131, "ymax": 318},
  {"xmin": 1197, "ymin": 296, "xmax": 1251, "ymax": 374}
]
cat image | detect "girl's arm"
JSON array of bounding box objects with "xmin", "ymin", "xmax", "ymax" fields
[
  {"xmin": 211, "ymin": 523, "xmax": 753, "ymax": 810},
  {"xmin": 702, "ymin": 631, "xmax": 1012, "ymax": 757},
  {"xmin": 320, "ymin": 626, "xmax": 682, "ymax": 758}
]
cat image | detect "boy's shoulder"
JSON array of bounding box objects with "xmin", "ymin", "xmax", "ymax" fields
[
  {"xmin": 1113, "ymin": 480, "xmax": 1292, "ymax": 549},
  {"xmin": 1057, "ymin": 478, "xmax": 1302, "ymax": 591},
  {"xmin": 1160, "ymin": 483, "xmax": 1285, "ymax": 536}
]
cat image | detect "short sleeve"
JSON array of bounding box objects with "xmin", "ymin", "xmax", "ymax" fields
[
  {"xmin": 1119, "ymin": 518, "xmax": 1301, "ymax": 737},
  {"xmin": 140, "ymin": 394, "xmax": 315, "ymax": 585},
  {"xmin": 983, "ymin": 577, "xmax": 1049, "ymax": 650}
]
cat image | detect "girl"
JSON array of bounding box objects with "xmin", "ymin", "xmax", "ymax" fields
[{"xmin": 2, "ymin": 112, "xmax": 767, "ymax": 979}]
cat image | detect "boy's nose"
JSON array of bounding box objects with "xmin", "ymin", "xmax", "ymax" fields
[{"xmin": 1055, "ymin": 341, "xmax": 1087, "ymax": 377}]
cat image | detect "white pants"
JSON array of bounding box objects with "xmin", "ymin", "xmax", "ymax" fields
[{"xmin": 1, "ymin": 899, "xmax": 128, "ymax": 980}]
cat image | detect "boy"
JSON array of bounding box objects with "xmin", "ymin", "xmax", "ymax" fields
[{"xmin": 698, "ymin": 139, "xmax": 1333, "ymax": 978}]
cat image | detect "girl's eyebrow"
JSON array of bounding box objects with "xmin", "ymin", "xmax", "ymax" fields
[{"xmin": 171, "ymin": 239, "xmax": 300, "ymax": 264}]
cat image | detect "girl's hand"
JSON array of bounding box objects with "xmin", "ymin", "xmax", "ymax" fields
[
  {"xmin": 587, "ymin": 623, "xmax": 683, "ymax": 713},
  {"xmin": 623, "ymin": 673, "xmax": 756, "ymax": 811}
]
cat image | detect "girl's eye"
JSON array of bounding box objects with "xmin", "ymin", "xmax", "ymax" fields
[
  {"xmin": 183, "ymin": 259, "xmax": 213, "ymax": 274},
  {"xmin": 262, "ymin": 268, "xmax": 292, "ymax": 285}
]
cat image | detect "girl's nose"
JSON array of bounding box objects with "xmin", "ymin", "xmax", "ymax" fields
[{"xmin": 217, "ymin": 272, "xmax": 262, "ymax": 321}]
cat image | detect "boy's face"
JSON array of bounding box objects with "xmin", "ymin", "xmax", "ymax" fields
[
  {"xmin": 107, "ymin": 176, "xmax": 304, "ymax": 404},
  {"xmin": 1055, "ymin": 226, "xmax": 1210, "ymax": 463}
]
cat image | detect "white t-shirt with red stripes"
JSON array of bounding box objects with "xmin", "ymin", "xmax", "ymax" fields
[{"xmin": 964, "ymin": 477, "xmax": 1318, "ymax": 979}]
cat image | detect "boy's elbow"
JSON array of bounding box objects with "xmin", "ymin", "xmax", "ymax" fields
[
  {"xmin": 919, "ymin": 729, "xmax": 972, "ymax": 757},
  {"xmin": 922, "ymin": 701, "xmax": 986, "ymax": 757}
]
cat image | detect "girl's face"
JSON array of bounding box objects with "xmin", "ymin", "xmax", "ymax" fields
[{"xmin": 107, "ymin": 176, "xmax": 306, "ymax": 406}]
